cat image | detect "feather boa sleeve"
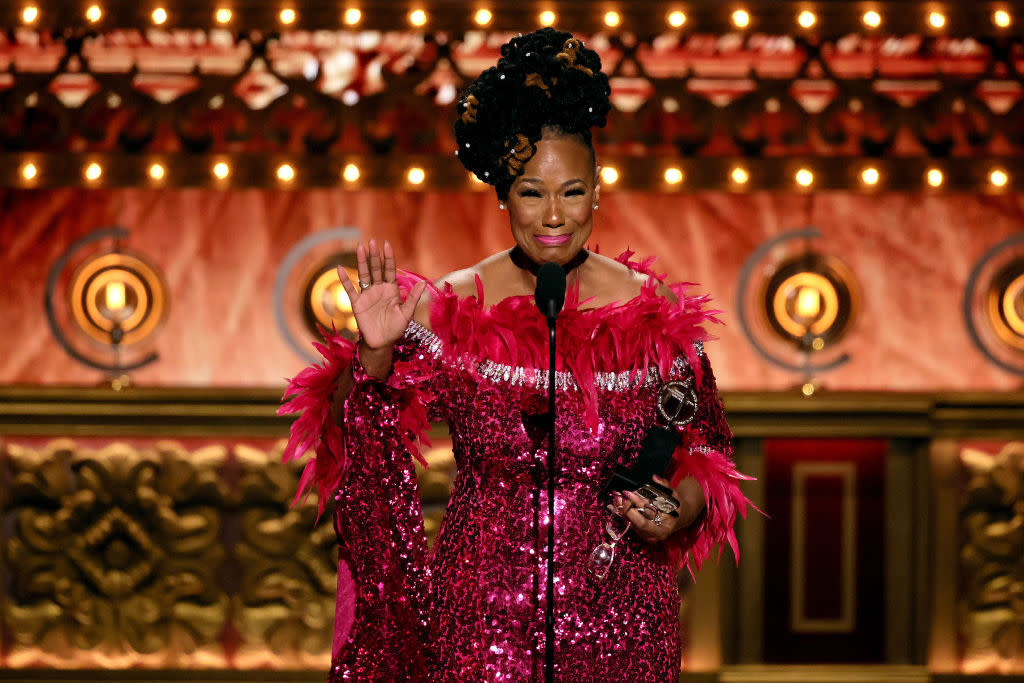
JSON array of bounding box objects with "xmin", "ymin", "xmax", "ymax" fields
[
  {"xmin": 277, "ymin": 324, "xmax": 440, "ymax": 679},
  {"xmin": 663, "ymin": 352, "xmax": 755, "ymax": 579}
]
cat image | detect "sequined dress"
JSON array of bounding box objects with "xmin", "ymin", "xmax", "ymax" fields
[{"xmin": 280, "ymin": 253, "xmax": 752, "ymax": 682}]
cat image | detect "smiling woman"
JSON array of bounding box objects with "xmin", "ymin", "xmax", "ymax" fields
[{"xmin": 279, "ymin": 26, "xmax": 753, "ymax": 683}]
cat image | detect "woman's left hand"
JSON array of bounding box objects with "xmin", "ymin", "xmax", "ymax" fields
[{"xmin": 609, "ymin": 475, "xmax": 704, "ymax": 543}]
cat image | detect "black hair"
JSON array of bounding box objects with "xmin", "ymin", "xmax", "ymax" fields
[{"xmin": 454, "ymin": 28, "xmax": 611, "ymax": 199}]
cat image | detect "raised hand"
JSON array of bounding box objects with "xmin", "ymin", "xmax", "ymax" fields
[{"xmin": 338, "ymin": 239, "xmax": 427, "ymax": 353}]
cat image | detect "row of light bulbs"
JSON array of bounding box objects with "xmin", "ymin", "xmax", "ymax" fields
[
  {"xmin": 15, "ymin": 5, "xmax": 1017, "ymax": 30},
  {"xmin": 15, "ymin": 160, "xmax": 1013, "ymax": 189},
  {"xmin": 600, "ymin": 165, "xmax": 1010, "ymax": 189}
]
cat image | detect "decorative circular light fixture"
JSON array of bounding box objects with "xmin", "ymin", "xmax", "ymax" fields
[
  {"xmin": 964, "ymin": 235, "xmax": 1024, "ymax": 377},
  {"xmin": 732, "ymin": 9, "xmax": 750, "ymax": 28},
  {"xmin": 343, "ymin": 163, "xmax": 360, "ymax": 182},
  {"xmin": 215, "ymin": 7, "xmax": 231, "ymax": 23},
  {"xmin": 600, "ymin": 166, "xmax": 619, "ymax": 184},
  {"xmin": 667, "ymin": 11, "xmax": 686, "ymax": 28},
  {"xmin": 45, "ymin": 227, "xmax": 168, "ymax": 383},
  {"xmin": 474, "ymin": 9, "xmax": 492, "ymax": 26},
  {"xmin": 152, "ymin": 7, "xmax": 167, "ymax": 24},
  {"xmin": 344, "ymin": 8, "xmax": 361, "ymax": 25},
  {"xmin": 22, "ymin": 6, "xmax": 39, "ymax": 23},
  {"xmin": 927, "ymin": 168, "xmax": 944, "ymax": 187},
  {"xmin": 86, "ymin": 4, "xmax": 102, "ymax": 22},
  {"xmin": 863, "ymin": 10, "xmax": 881, "ymax": 28},
  {"xmin": 604, "ymin": 11, "xmax": 621, "ymax": 27},
  {"xmin": 797, "ymin": 11, "xmax": 816, "ymax": 28},
  {"xmin": 274, "ymin": 227, "xmax": 363, "ymax": 362},
  {"xmin": 539, "ymin": 10, "xmax": 556, "ymax": 26},
  {"xmin": 737, "ymin": 228, "xmax": 860, "ymax": 390},
  {"xmin": 994, "ymin": 10, "xmax": 1012, "ymax": 27},
  {"xmin": 664, "ymin": 167, "xmax": 684, "ymax": 184}
]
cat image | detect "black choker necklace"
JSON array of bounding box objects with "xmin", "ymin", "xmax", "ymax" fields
[{"xmin": 509, "ymin": 245, "xmax": 589, "ymax": 276}]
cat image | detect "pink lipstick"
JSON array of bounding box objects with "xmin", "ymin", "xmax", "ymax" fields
[{"xmin": 534, "ymin": 234, "xmax": 571, "ymax": 246}]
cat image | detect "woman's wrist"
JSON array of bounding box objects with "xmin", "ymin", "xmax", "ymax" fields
[{"xmin": 357, "ymin": 340, "xmax": 394, "ymax": 379}]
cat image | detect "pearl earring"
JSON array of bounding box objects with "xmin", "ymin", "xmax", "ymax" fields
[
  {"xmin": 499, "ymin": 202, "xmax": 506, "ymax": 210},
  {"xmin": 593, "ymin": 204, "xmax": 599, "ymax": 210}
]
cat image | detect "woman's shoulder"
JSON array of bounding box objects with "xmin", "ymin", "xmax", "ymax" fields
[
  {"xmin": 584, "ymin": 251, "xmax": 679, "ymax": 307},
  {"xmin": 410, "ymin": 253, "xmax": 508, "ymax": 329}
]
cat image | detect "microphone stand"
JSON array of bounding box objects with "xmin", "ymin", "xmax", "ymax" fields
[
  {"xmin": 534, "ymin": 261, "xmax": 565, "ymax": 683},
  {"xmin": 543, "ymin": 314, "xmax": 556, "ymax": 683}
]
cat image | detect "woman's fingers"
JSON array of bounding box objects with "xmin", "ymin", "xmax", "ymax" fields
[
  {"xmin": 383, "ymin": 239, "xmax": 397, "ymax": 283},
  {"xmin": 400, "ymin": 279, "xmax": 427, "ymax": 320},
  {"xmin": 356, "ymin": 243, "xmax": 371, "ymax": 287},
  {"xmin": 368, "ymin": 239, "xmax": 384, "ymax": 283},
  {"xmin": 338, "ymin": 265, "xmax": 359, "ymax": 302}
]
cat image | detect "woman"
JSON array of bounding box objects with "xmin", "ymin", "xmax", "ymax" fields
[{"xmin": 280, "ymin": 28, "xmax": 752, "ymax": 681}]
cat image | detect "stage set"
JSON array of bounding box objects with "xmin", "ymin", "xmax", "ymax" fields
[{"xmin": 1, "ymin": 1, "xmax": 1023, "ymax": 681}]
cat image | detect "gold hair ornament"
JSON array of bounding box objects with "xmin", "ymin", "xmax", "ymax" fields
[
  {"xmin": 460, "ymin": 94, "xmax": 479, "ymax": 124},
  {"xmin": 500, "ymin": 133, "xmax": 535, "ymax": 176},
  {"xmin": 556, "ymin": 39, "xmax": 594, "ymax": 77}
]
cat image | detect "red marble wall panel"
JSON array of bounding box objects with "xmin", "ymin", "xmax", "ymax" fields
[{"xmin": 1, "ymin": 187, "xmax": 1021, "ymax": 390}]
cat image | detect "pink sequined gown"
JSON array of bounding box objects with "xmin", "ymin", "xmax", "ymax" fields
[{"xmin": 280, "ymin": 253, "xmax": 752, "ymax": 682}]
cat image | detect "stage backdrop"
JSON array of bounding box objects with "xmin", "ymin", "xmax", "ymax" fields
[{"xmin": 1, "ymin": 187, "xmax": 1022, "ymax": 391}]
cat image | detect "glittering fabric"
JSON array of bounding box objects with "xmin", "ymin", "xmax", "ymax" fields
[{"xmin": 279, "ymin": 252, "xmax": 753, "ymax": 682}]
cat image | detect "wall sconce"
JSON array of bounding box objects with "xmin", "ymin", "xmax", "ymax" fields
[
  {"xmin": 964, "ymin": 234, "xmax": 1024, "ymax": 377},
  {"xmin": 45, "ymin": 227, "xmax": 168, "ymax": 388},
  {"xmin": 274, "ymin": 227, "xmax": 362, "ymax": 363},
  {"xmin": 737, "ymin": 228, "xmax": 859, "ymax": 394}
]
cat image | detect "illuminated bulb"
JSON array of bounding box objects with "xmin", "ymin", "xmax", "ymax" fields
[
  {"xmin": 604, "ymin": 11, "xmax": 621, "ymax": 27},
  {"xmin": 812, "ymin": 337, "xmax": 826, "ymax": 351},
  {"xmin": 277, "ymin": 163, "xmax": 295, "ymax": 182},
  {"xmin": 928, "ymin": 11, "xmax": 945, "ymax": 29},
  {"xmin": 994, "ymin": 10, "xmax": 1011, "ymax": 27},
  {"xmin": 474, "ymin": 9, "xmax": 492, "ymax": 25},
  {"xmin": 22, "ymin": 6, "xmax": 38, "ymax": 23},
  {"xmin": 862, "ymin": 10, "xmax": 881, "ymax": 28},
  {"xmin": 21, "ymin": 162, "xmax": 37, "ymax": 180},
  {"xmin": 990, "ymin": 169, "xmax": 1009, "ymax": 187},
  {"xmin": 105, "ymin": 281, "xmax": 126, "ymax": 311},
  {"xmin": 798, "ymin": 11, "xmax": 816, "ymax": 28},
  {"xmin": 407, "ymin": 167, "xmax": 425, "ymax": 184},
  {"xmin": 409, "ymin": 9, "xmax": 427, "ymax": 26},
  {"xmin": 731, "ymin": 167, "xmax": 749, "ymax": 184},
  {"xmin": 344, "ymin": 8, "xmax": 361, "ymax": 25},
  {"xmin": 86, "ymin": 4, "xmax": 102, "ymax": 22},
  {"xmin": 343, "ymin": 163, "xmax": 360, "ymax": 182},
  {"xmin": 600, "ymin": 166, "xmax": 619, "ymax": 184},
  {"xmin": 795, "ymin": 168, "xmax": 814, "ymax": 187},
  {"xmin": 215, "ymin": 7, "xmax": 232, "ymax": 23},
  {"xmin": 664, "ymin": 167, "xmax": 684, "ymax": 184},
  {"xmin": 801, "ymin": 382, "xmax": 816, "ymax": 396},
  {"xmin": 796, "ymin": 286, "xmax": 821, "ymax": 318},
  {"xmin": 148, "ymin": 163, "xmax": 165, "ymax": 180},
  {"xmin": 213, "ymin": 161, "xmax": 230, "ymax": 179},
  {"xmin": 667, "ymin": 11, "xmax": 686, "ymax": 28},
  {"xmin": 539, "ymin": 10, "xmax": 555, "ymax": 26},
  {"xmin": 861, "ymin": 167, "xmax": 879, "ymax": 185},
  {"xmin": 732, "ymin": 9, "xmax": 750, "ymax": 28},
  {"xmin": 926, "ymin": 168, "xmax": 944, "ymax": 187},
  {"xmin": 152, "ymin": 8, "xmax": 167, "ymax": 24},
  {"xmin": 280, "ymin": 8, "xmax": 296, "ymax": 24},
  {"xmin": 85, "ymin": 162, "xmax": 102, "ymax": 181}
]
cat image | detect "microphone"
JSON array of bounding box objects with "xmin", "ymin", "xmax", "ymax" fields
[{"xmin": 535, "ymin": 262, "xmax": 567, "ymax": 321}]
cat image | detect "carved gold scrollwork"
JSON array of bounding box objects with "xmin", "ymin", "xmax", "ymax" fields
[
  {"xmin": 3, "ymin": 439, "xmax": 228, "ymax": 667},
  {"xmin": 232, "ymin": 443, "xmax": 335, "ymax": 668},
  {"xmin": 960, "ymin": 442, "xmax": 1024, "ymax": 674}
]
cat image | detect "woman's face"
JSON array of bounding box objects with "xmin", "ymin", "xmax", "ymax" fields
[{"xmin": 506, "ymin": 134, "xmax": 600, "ymax": 266}]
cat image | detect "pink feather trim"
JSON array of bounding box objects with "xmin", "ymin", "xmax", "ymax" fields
[
  {"xmin": 665, "ymin": 445, "xmax": 759, "ymax": 579},
  {"xmin": 423, "ymin": 250, "xmax": 723, "ymax": 430}
]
